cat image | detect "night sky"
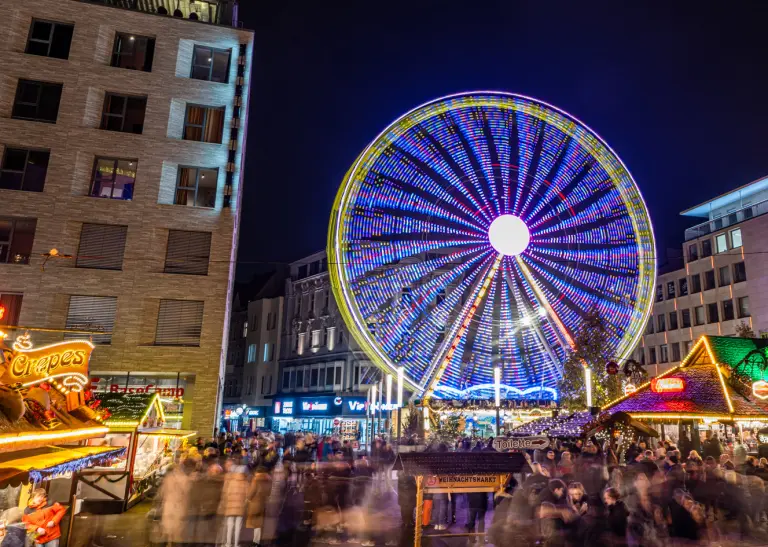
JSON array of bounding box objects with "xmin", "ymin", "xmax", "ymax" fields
[{"xmin": 235, "ymin": 0, "xmax": 768, "ymax": 281}]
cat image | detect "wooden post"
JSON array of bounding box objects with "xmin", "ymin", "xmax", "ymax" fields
[{"xmin": 414, "ymin": 475, "xmax": 424, "ymax": 547}]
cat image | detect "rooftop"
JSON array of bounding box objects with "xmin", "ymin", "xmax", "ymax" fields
[
  {"xmin": 76, "ymin": 0, "xmax": 241, "ymax": 28},
  {"xmin": 681, "ymin": 175, "xmax": 768, "ymax": 218}
]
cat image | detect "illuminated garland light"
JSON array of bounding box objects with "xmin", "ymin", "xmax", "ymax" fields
[
  {"xmin": 0, "ymin": 426, "xmax": 109, "ymax": 446},
  {"xmin": 328, "ymin": 92, "xmax": 656, "ymax": 399},
  {"xmin": 28, "ymin": 447, "xmax": 126, "ymax": 483}
]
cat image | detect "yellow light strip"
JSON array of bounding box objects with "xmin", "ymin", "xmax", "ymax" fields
[
  {"xmin": 105, "ymin": 421, "xmax": 140, "ymax": 427},
  {"xmin": 716, "ymin": 364, "xmax": 735, "ymax": 414},
  {"xmin": 423, "ymin": 254, "xmax": 502, "ymax": 400},
  {"xmin": 12, "ymin": 337, "xmax": 94, "ymax": 353},
  {"xmin": 0, "ymin": 426, "xmax": 108, "ymax": 446}
]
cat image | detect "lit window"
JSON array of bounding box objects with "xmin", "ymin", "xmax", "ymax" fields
[
  {"xmin": 247, "ymin": 343, "xmax": 257, "ymax": 363},
  {"xmin": 327, "ymin": 326, "xmax": 336, "ymax": 351},
  {"xmin": 0, "ymin": 293, "xmax": 23, "ymax": 327},
  {"xmin": 715, "ymin": 233, "xmax": 728, "ymax": 254},
  {"xmin": 659, "ymin": 344, "xmax": 668, "ymax": 363},
  {"xmin": 0, "ymin": 218, "xmax": 36, "ymax": 264},
  {"xmin": 111, "ymin": 33, "xmax": 154, "ymax": 71},
  {"xmin": 694, "ymin": 306, "xmax": 705, "ymax": 326},
  {"xmin": 243, "ymin": 321, "xmax": 248, "ymax": 338},
  {"xmin": 731, "ymin": 228, "xmax": 743, "ymax": 249},
  {"xmin": 311, "ymin": 329, "xmax": 322, "ymax": 348},
  {"xmin": 183, "ymin": 104, "xmax": 225, "ymax": 144},
  {"xmin": 90, "ymin": 157, "xmax": 136, "ymax": 200},
  {"xmin": 297, "ymin": 332, "xmax": 306, "ymax": 355},
  {"xmin": 174, "ymin": 166, "xmax": 217, "ymax": 208},
  {"xmin": 190, "ymin": 45, "xmax": 231, "ymax": 83}
]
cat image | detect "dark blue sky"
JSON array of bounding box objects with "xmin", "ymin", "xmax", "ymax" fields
[{"xmin": 236, "ymin": 0, "xmax": 768, "ymax": 280}]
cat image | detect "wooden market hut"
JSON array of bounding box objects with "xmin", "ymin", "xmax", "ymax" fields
[{"xmin": 600, "ymin": 335, "xmax": 768, "ymax": 450}]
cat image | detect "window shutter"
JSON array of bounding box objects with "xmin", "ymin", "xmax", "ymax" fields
[
  {"xmin": 164, "ymin": 230, "xmax": 212, "ymax": 275},
  {"xmin": 76, "ymin": 224, "xmax": 127, "ymax": 270},
  {"xmin": 65, "ymin": 295, "xmax": 117, "ymax": 344},
  {"xmin": 155, "ymin": 299, "xmax": 204, "ymax": 346}
]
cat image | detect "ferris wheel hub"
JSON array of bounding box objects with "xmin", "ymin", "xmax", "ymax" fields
[{"xmin": 488, "ymin": 215, "xmax": 530, "ymax": 256}]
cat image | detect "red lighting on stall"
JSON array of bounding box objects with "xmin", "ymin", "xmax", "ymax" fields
[
  {"xmin": 0, "ymin": 305, "xmax": 5, "ymax": 321},
  {"xmin": 651, "ymin": 377, "xmax": 685, "ymax": 393}
]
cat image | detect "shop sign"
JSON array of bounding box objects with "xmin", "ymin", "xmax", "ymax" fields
[
  {"xmin": 302, "ymin": 400, "xmax": 329, "ymax": 411},
  {"xmin": 651, "ymin": 377, "xmax": 685, "ymax": 394},
  {"xmin": 753, "ymin": 381, "xmax": 768, "ymax": 400},
  {"xmin": 0, "ymin": 334, "xmax": 93, "ymax": 391},
  {"xmin": 424, "ymin": 474, "xmax": 500, "ymax": 489},
  {"xmin": 274, "ymin": 400, "xmax": 294, "ymax": 415},
  {"xmin": 100, "ymin": 383, "xmax": 184, "ymax": 397},
  {"xmin": 493, "ymin": 436, "xmax": 549, "ymax": 451},
  {"xmin": 624, "ymin": 384, "xmax": 637, "ymax": 396},
  {"xmin": 247, "ymin": 409, "xmax": 260, "ymax": 416}
]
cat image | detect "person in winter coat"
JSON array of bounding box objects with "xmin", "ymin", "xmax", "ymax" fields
[
  {"xmin": 602, "ymin": 487, "xmax": 628, "ymax": 545},
  {"xmin": 219, "ymin": 461, "xmax": 249, "ymax": 547},
  {"xmin": 22, "ymin": 489, "xmax": 68, "ymax": 547},
  {"xmin": 246, "ymin": 466, "xmax": 273, "ymax": 547},
  {"xmin": 0, "ymin": 508, "xmax": 25, "ymax": 547},
  {"xmin": 160, "ymin": 458, "xmax": 196, "ymax": 545}
]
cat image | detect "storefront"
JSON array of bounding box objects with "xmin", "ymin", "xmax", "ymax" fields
[
  {"xmin": 78, "ymin": 392, "xmax": 196, "ymax": 512},
  {"xmin": 221, "ymin": 403, "xmax": 267, "ymax": 433},
  {"xmin": 270, "ymin": 395, "xmax": 371, "ymax": 446},
  {"xmin": 90, "ymin": 372, "xmax": 194, "ymax": 430}
]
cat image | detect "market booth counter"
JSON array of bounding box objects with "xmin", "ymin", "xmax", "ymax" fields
[
  {"xmin": 394, "ymin": 451, "xmax": 526, "ymax": 547},
  {"xmin": 600, "ymin": 335, "xmax": 768, "ymax": 453},
  {"xmin": 78, "ymin": 392, "xmax": 196, "ymax": 513}
]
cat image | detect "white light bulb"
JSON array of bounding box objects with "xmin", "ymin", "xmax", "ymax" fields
[
  {"xmin": 521, "ymin": 316, "xmax": 532, "ymax": 327},
  {"xmin": 538, "ymin": 307, "xmax": 547, "ymax": 317},
  {"xmin": 488, "ymin": 215, "xmax": 530, "ymax": 256}
]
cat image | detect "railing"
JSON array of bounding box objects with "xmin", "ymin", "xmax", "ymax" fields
[
  {"xmin": 684, "ymin": 198, "xmax": 768, "ymax": 241},
  {"xmin": 75, "ymin": 0, "xmax": 238, "ymax": 27}
]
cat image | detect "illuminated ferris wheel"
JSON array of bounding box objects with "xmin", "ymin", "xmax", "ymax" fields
[{"xmin": 328, "ymin": 92, "xmax": 655, "ymax": 400}]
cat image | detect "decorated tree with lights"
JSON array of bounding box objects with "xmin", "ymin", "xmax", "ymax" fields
[{"xmin": 557, "ymin": 307, "xmax": 623, "ymax": 410}]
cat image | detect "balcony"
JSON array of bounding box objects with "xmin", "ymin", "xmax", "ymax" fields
[
  {"xmin": 684, "ymin": 198, "xmax": 768, "ymax": 241},
  {"xmin": 76, "ymin": 0, "xmax": 239, "ymax": 27}
]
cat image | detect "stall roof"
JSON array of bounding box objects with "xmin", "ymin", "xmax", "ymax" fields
[
  {"xmin": 99, "ymin": 393, "xmax": 165, "ymax": 429},
  {"xmin": 393, "ymin": 451, "xmax": 527, "ymax": 476},
  {"xmin": 510, "ymin": 411, "xmax": 593, "ymax": 438},
  {"xmin": 142, "ymin": 428, "xmax": 196, "ymax": 438},
  {"xmin": 601, "ymin": 335, "xmax": 768, "ymax": 420},
  {"xmin": 0, "ymin": 445, "xmax": 125, "ymax": 488}
]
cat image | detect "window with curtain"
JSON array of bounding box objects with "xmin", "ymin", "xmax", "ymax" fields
[
  {"xmin": 65, "ymin": 295, "xmax": 117, "ymax": 344},
  {"xmin": 76, "ymin": 223, "xmax": 128, "ymax": 270},
  {"xmin": 164, "ymin": 230, "xmax": 211, "ymax": 275},
  {"xmin": 183, "ymin": 105, "xmax": 225, "ymax": 143},
  {"xmin": 0, "ymin": 293, "xmax": 23, "ymax": 326},
  {"xmin": 155, "ymin": 299, "xmax": 204, "ymax": 346},
  {"xmin": 174, "ymin": 166, "xmax": 217, "ymax": 208}
]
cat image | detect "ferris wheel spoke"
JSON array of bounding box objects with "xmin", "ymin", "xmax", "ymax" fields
[
  {"xmin": 480, "ymin": 111, "xmax": 506, "ymax": 217},
  {"xmin": 366, "ymin": 206, "xmax": 487, "ymax": 237},
  {"xmin": 512, "ymin": 116, "xmax": 545, "ymax": 217},
  {"xmin": 524, "ymin": 158, "xmax": 596, "ymax": 227},
  {"xmin": 518, "ymin": 128, "xmax": 572, "ymax": 219},
  {"xmin": 531, "ymin": 180, "xmax": 616, "ymax": 231},
  {"xmin": 368, "ymin": 171, "xmax": 484, "ymax": 231},
  {"xmin": 534, "ymin": 212, "xmax": 628, "ymax": 241},
  {"xmin": 527, "ymin": 248, "xmax": 637, "ymax": 278}
]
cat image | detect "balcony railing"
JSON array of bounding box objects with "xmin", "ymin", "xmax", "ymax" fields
[
  {"xmin": 77, "ymin": 0, "xmax": 239, "ymax": 27},
  {"xmin": 684, "ymin": 198, "xmax": 768, "ymax": 241}
]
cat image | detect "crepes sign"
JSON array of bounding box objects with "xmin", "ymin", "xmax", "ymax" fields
[{"xmin": 0, "ymin": 334, "xmax": 93, "ymax": 391}]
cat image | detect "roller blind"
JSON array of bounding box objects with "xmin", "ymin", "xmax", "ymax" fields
[
  {"xmin": 65, "ymin": 295, "xmax": 117, "ymax": 344},
  {"xmin": 76, "ymin": 223, "xmax": 127, "ymax": 270},
  {"xmin": 164, "ymin": 230, "xmax": 211, "ymax": 275},
  {"xmin": 155, "ymin": 299, "xmax": 204, "ymax": 346}
]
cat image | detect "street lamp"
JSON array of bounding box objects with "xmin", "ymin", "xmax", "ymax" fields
[
  {"xmin": 396, "ymin": 366, "xmax": 404, "ymax": 446},
  {"xmin": 494, "ymin": 366, "xmax": 501, "ymax": 436},
  {"xmin": 585, "ymin": 367, "xmax": 593, "ymax": 409},
  {"xmin": 386, "ymin": 374, "xmax": 393, "ymax": 437}
]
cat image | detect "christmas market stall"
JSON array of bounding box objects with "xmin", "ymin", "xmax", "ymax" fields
[
  {"xmin": 600, "ymin": 335, "xmax": 768, "ymax": 455},
  {"xmin": 0, "ymin": 331, "xmax": 124, "ymax": 545},
  {"xmin": 77, "ymin": 392, "xmax": 195, "ymax": 512},
  {"xmin": 422, "ymin": 398, "xmax": 557, "ymax": 438},
  {"xmin": 393, "ymin": 451, "xmax": 527, "ymax": 547}
]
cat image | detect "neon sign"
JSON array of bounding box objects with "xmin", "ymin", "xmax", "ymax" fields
[
  {"xmin": 302, "ymin": 401, "xmax": 329, "ymax": 411},
  {"xmin": 624, "ymin": 384, "xmax": 637, "ymax": 396},
  {"xmin": 0, "ymin": 334, "xmax": 93, "ymax": 391},
  {"xmin": 752, "ymin": 381, "xmax": 768, "ymax": 400},
  {"xmin": 651, "ymin": 377, "xmax": 685, "ymax": 394}
]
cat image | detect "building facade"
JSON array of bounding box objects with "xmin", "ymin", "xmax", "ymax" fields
[
  {"xmin": 0, "ymin": 0, "xmax": 253, "ymax": 434},
  {"xmin": 636, "ymin": 176, "xmax": 768, "ymax": 374},
  {"xmin": 272, "ymin": 251, "xmax": 379, "ymax": 442}
]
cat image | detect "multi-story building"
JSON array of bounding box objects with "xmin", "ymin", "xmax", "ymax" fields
[
  {"xmin": 0, "ymin": 0, "xmax": 253, "ymax": 434},
  {"xmin": 271, "ymin": 251, "xmax": 380, "ymax": 442},
  {"xmin": 636, "ymin": 176, "xmax": 768, "ymax": 374}
]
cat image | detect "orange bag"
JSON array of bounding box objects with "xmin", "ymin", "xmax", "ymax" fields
[{"xmin": 422, "ymin": 499, "xmax": 433, "ymax": 526}]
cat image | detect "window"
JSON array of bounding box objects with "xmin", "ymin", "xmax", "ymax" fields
[
  {"xmin": 26, "ymin": 20, "xmax": 73, "ymax": 59},
  {"xmin": 111, "ymin": 33, "xmax": 154, "ymax": 71},
  {"xmin": 100, "ymin": 93, "xmax": 147, "ymax": 134},
  {"xmin": 90, "ymin": 157, "xmax": 136, "ymax": 200},
  {"xmin": 648, "ymin": 347, "xmax": 657, "ymax": 365},
  {"xmin": 155, "ymin": 299, "xmax": 204, "ymax": 346},
  {"xmin": 0, "ymin": 218, "xmax": 36, "ymax": 264},
  {"xmin": 283, "ymin": 370, "xmax": 290, "ymax": 390},
  {"xmin": 659, "ymin": 344, "xmax": 669, "ymax": 363},
  {"xmin": 707, "ymin": 302, "xmax": 719, "ymax": 323},
  {"xmin": 164, "ymin": 230, "xmax": 212, "ymax": 275},
  {"xmin": 703, "ymin": 270, "xmax": 716, "ymax": 291},
  {"xmin": 688, "ymin": 243, "xmax": 699, "ymax": 262},
  {"xmin": 310, "ymin": 368, "xmax": 319, "ymax": 387},
  {"xmin": 294, "ymin": 294, "xmax": 301, "ymax": 317},
  {"xmin": 666, "ymin": 281, "xmax": 675, "ymax": 300},
  {"xmin": 76, "ymin": 224, "xmax": 127, "ymax": 270},
  {"xmin": 190, "ymin": 45, "xmax": 231, "ymax": 83},
  {"xmin": 690, "ymin": 274, "xmax": 701, "ymax": 294},
  {"xmin": 260, "ymin": 376, "xmax": 265, "ymax": 394},
  {"xmin": 12, "ymin": 80, "xmax": 62, "ymax": 123},
  {"xmin": 0, "ymin": 293, "xmax": 23, "ymax": 326},
  {"xmin": 309, "ymin": 291, "xmax": 316, "ymax": 316},
  {"xmin": 655, "ymin": 284, "xmax": 663, "ymax": 303},
  {"xmin": 247, "ymin": 343, "xmax": 257, "ymax": 363},
  {"xmin": 681, "ymin": 309, "xmax": 691, "ymax": 328},
  {"xmin": 668, "ymin": 311, "xmax": 678, "ymax": 330},
  {"xmin": 327, "ymin": 326, "xmax": 336, "ymax": 351},
  {"xmin": 174, "ymin": 167, "xmax": 217, "ymax": 208},
  {"xmin": 694, "ymin": 306, "xmax": 705, "ymax": 326},
  {"xmin": 683, "ymin": 340, "xmax": 693, "ymax": 355},
  {"xmin": 722, "ymin": 299, "xmax": 735, "ymax": 321},
  {"xmin": 0, "ymin": 148, "xmax": 49, "ymax": 192},
  {"xmin": 731, "ymin": 228, "xmax": 743, "ymax": 249},
  {"xmin": 295, "ymin": 369, "xmax": 304, "ymax": 389},
  {"xmin": 678, "ymin": 277, "xmax": 688, "ymax": 297},
  {"xmin": 733, "ymin": 261, "xmax": 747, "ymax": 283},
  {"xmin": 738, "ymin": 296, "xmax": 750, "ymax": 318},
  {"xmin": 325, "ymin": 366, "xmax": 334, "ymax": 388},
  {"xmin": 65, "ymin": 295, "xmax": 117, "ymax": 344},
  {"xmin": 657, "ymin": 314, "xmax": 666, "ymax": 332},
  {"xmin": 645, "ymin": 320, "xmax": 654, "ymax": 335},
  {"xmin": 263, "ymin": 343, "xmax": 273, "ymax": 362},
  {"xmin": 671, "ymin": 342, "xmax": 681, "ymax": 362},
  {"xmin": 183, "ymin": 105, "xmax": 225, "ymax": 143},
  {"xmin": 297, "ymin": 332, "xmax": 306, "ymax": 355},
  {"xmin": 701, "ymin": 239, "xmax": 712, "ymax": 258},
  {"xmin": 335, "ymin": 366, "xmax": 342, "ymax": 385},
  {"xmin": 718, "ymin": 265, "xmax": 731, "ymax": 287},
  {"xmin": 243, "ymin": 321, "xmax": 248, "ymax": 338},
  {"xmin": 323, "ymin": 290, "xmax": 330, "ymax": 314},
  {"xmin": 311, "ymin": 329, "xmax": 322, "ymax": 348},
  {"xmin": 715, "ymin": 233, "xmax": 728, "ymax": 254}
]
